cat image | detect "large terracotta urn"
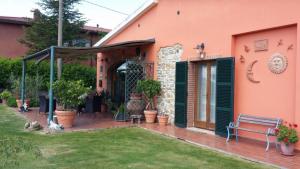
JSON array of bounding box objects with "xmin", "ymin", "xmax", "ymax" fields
[
  {"xmin": 55, "ymin": 110, "xmax": 76, "ymax": 128},
  {"xmin": 144, "ymin": 110, "xmax": 157, "ymax": 123},
  {"xmin": 127, "ymin": 93, "xmax": 145, "ymax": 116}
]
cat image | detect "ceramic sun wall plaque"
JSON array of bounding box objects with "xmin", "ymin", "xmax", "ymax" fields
[{"xmin": 268, "ymin": 53, "xmax": 288, "ymax": 74}]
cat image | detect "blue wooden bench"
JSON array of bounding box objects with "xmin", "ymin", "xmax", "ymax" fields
[{"xmin": 226, "ymin": 114, "xmax": 282, "ymax": 151}]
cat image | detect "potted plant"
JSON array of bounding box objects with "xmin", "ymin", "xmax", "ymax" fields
[
  {"xmin": 157, "ymin": 112, "xmax": 169, "ymax": 126},
  {"xmin": 9, "ymin": 75, "xmax": 30, "ymax": 108},
  {"xmin": 53, "ymin": 80, "xmax": 90, "ymax": 128},
  {"xmin": 275, "ymin": 122, "xmax": 299, "ymax": 156},
  {"xmin": 113, "ymin": 104, "xmax": 128, "ymax": 121},
  {"xmin": 137, "ymin": 79, "xmax": 161, "ymax": 123},
  {"xmin": 0, "ymin": 90, "xmax": 12, "ymax": 105}
]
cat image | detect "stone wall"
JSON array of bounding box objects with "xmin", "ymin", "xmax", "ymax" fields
[{"xmin": 157, "ymin": 44, "xmax": 183, "ymax": 123}]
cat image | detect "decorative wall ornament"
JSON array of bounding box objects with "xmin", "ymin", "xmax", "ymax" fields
[
  {"xmin": 277, "ymin": 39, "xmax": 283, "ymax": 46},
  {"xmin": 287, "ymin": 44, "xmax": 293, "ymax": 51},
  {"xmin": 247, "ymin": 60, "xmax": 260, "ymax": 83},
  {"xmin": 240, "ymin": 55, "xmax": 245, "ymax": 63},
  {"xmin": 268, "ymin": 53, "xmax": 288, "ymax": 74},
  {"xmin": 254, "ymin": 39, "xmax": 268, "ymax": 52},
  {"xmin": 244, "ymin": 45, "xmax": 250, "ymax": 53}
]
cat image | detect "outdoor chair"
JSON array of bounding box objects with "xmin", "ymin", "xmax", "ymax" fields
[
  {"xmin": 39, "ymin": 95, "xmax": 56, "ymax": 114},
  {"xmin": 80, "ymin": 95, "xmax": 101, "ymax": 115}
]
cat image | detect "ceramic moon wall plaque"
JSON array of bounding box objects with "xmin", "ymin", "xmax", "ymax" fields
[{"xmin": 268, "ymin": 53, "xmax": 288, "ymax": 74}]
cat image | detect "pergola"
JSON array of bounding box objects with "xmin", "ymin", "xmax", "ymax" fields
[{"xmin": 20, "ymin": 39, "xmax": 155, "ymax": 124}]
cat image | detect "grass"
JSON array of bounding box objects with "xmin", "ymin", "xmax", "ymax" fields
[{"xmin": 0, "ymin": 105, "xmax": 274, "ymax": 169}]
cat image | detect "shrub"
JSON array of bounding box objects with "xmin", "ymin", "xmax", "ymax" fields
[
  {"xmin": 53, "ymin": 80, "xmax": 91, "ymax": 110},
  {"xmin": 0, "ymin": 58, "xmax": 96, "ymax": 90},
  {"xmin": 62, "ymin": 63, "xmax": 96, "ymax": 88},
  {"xmin": 30, "ymin": 97, "xmax": 39, "ymax": 107},
  {"xmin": 6, "ymin": 97, "xmax": 17, "ymax": 107},
  {"xmin": 0, "ymin": 90, "xmax": 12, "ymax": 100}
]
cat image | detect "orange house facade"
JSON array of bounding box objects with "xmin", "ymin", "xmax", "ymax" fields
[{"xmin": 95, "ymin": 0, "xmax": 300, "ymax": 150}]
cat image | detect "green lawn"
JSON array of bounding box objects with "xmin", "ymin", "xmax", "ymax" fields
[{"xmin": 0, "ymin": 105, "xmax": 274, "ymax": 169}]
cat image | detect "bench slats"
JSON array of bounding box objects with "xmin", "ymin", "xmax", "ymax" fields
[
  {"xmin": 238, "ymin": 114, "xmax": 280, "ymax": 127},
  {"xmin": 236, "ymin": 127, "xmax": 266, "ymax": 134},
  {"xmin": 239, "ymin": 118, "xmax": 277, "ymax": 126},
  {"xmin": 239, "ymin": 114, "xmax": 279, "ymax": 121}
]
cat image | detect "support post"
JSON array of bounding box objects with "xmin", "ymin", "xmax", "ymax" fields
[
  {"xmin": 21, "ymin": 60, "xmax": 26, "ymax": 106},
  {"xmin": 48, "ymin": 46, "xmax": 55, "ymax": 124},
  {"xmin": 57, "ymin": 0, "xmax": 63, "ymax": 80}
]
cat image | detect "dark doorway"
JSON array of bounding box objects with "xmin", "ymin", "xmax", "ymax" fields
[{"xmin": 108, "ymin": 62, "xmax": 126, "ymax": 105}]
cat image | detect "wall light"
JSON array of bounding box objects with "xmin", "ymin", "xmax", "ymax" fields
[{"xmin": 195, "ymin": 43, "xmax": 206, "ymax": 59}]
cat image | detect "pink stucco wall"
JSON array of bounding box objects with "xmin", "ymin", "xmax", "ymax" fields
[
  {"xmin": 97, "ymin": 0, "xmax": 300, "ymax": 149},
  {"xmin": 0, "ymin": 23, "xmax": 28, "ymax": 57}
]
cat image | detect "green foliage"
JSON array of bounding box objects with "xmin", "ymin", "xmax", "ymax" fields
[
  {"xmin": 30, "ymin": 98, "xmax": 39, "ymax": 107},
  {"xmin": 118, "ymin": 103, "xmax": 125, "ymax": 113},
  {"xmin": 62, "ymin": 63, "xmax": 96, "ymax": 88},
  {"xmin": 20, "ymin": 0, "xmax": 86, "ymax": 53},
  {"xmin": 276, "ymin": 122, "xmax": 299, "ymax": 145},
  {"xmin": 0, "ymin": 58, "xmax": 96, "ymax": 91},
  {"xmin": 9, "ymin": 74, "xmax": 21, "ymax": 99},
  {"xmin": 100, "ymin": 89, "xmax": 110, "ymax": 104},
  {"xmin": 53, "ymin": 79, "xmax": 91, "ymax": 110},
  {"xmin": 0, "ymin": 136, "xmax": 41, "ymax": 168},
  {"xmin": 6, "ymin": 97, "xmax": 17, "ymax": 107},
  {"xmin": 137, "ymin": 79, "xmax": 161, "ymax": 110},
  {"xmin": 0, "ymin": 90, "xmax": 12, "ymax": 100},
  {"xmin": 25, "ymin": 75, "xmax": 43, "ymax": 106}
]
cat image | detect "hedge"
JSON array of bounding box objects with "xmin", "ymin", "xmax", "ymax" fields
[{"xmin": 0, "ymin": 58, "xmax": 96, "ymax": 90}]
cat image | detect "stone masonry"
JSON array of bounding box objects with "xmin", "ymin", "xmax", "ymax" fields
[{"xmin": 157, "ymin": 44, "xmax": 183, "ymax": 123}]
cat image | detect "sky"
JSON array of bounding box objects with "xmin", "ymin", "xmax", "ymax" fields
[{"xmin": 0, "ymin": 0, "xmax": 148, "ymax": 29}]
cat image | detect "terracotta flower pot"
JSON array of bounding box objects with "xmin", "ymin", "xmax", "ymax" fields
[
  {"xmin": 2, "ymin": 99, "xmax": 7, "ymax": 105},
  {"xmin": 144, "ymin": 110, "xmax": 157, "ymax": 123},
  {"xmin": 16, "ymin": 99, "xmax": 30, "ymax": 108},
  {"xmin": 158, "ymin": 115, "xmax": 169, "ymax": 126},
  {"xmin": 101, "ymin": 103, "xmax": 107, "ymax": 113},
  {"xmin": 280, "ymin": 142, "xmax": 295, "ymax": 156},
  {"xmin": 55, "ymin": 110, "xmax": 76, "ymax": 128}
]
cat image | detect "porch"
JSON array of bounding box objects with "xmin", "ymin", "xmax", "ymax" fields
[{"xmin": 22, "ymin": 108, "xmax": 299, "ymax": 169}]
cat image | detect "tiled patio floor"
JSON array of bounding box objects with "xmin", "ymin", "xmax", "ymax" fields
[
  {"xmin": 21, "ymin": 108, "xmax": 299, "ymax": 169},
  {"xmin": 140, "ymin": 123, "xmax": 300, "ymax": 169},
  {"xmin": 22, "ymin": 108, "xmax": 131, "ymax": 131}
]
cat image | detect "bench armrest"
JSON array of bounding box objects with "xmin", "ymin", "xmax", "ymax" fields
[
  {"xmin": 228, "ymin": 122, "xmax": 235, "ymax": 128},
  {"xmin": 267, "ymin": 128, "xmax": 277, "ymax": 135}
]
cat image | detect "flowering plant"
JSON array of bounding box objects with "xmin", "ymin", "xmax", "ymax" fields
[{"xmin": 275, "ymin": 122, "xmax": 299, "ymax": 145}]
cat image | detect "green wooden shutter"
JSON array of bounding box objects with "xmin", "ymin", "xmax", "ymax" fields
[
  {"xmin": 175, "ymin": 61, "xmax": 188, "ymax": 128},
  {"xmin": 215, "ymin": 57, "xmax": 235, "ymax": 137}
]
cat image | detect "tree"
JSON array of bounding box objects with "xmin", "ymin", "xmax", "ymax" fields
[{"xmin": 20, "ymin": 0, "xmax": 86, "ymax": 54}]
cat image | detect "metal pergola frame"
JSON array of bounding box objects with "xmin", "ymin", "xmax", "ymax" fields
[
  {"xmin": 21, "ymin": 46, "xmax": 57, "ymax": 124},
  {"xmin": 20, "ymin": 39, "xmax": 155, "ymax": 125},
  {"xmin": 21, "ymin": 45, "xmax": 105, "ymax": 124}
]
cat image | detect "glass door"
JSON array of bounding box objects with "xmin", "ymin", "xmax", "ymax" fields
[{"xmin": 194, "ymin": 61, "xmax": 216, "ymax": 130}]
